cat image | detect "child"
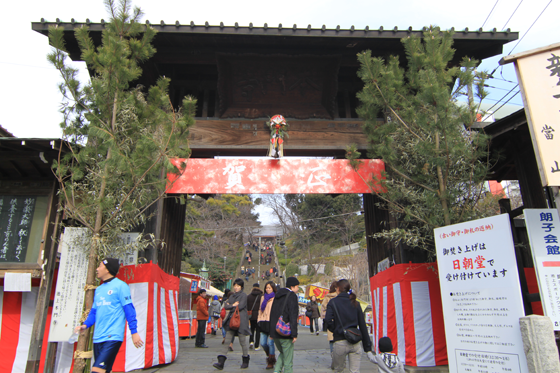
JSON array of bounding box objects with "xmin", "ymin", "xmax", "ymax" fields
[{"xmin": 367, "ymin": 337, "xmax": 405, "ymax": 373}]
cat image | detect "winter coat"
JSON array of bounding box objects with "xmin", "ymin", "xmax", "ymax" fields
[
  {"xmin": 370, "ymin": 353, "xmax": 406, "ymax": 373},
  {"xmin": 269, "ymin": 287, "xmax": 299, "ymax": 339},
  {"xmin": 246, "ymin": 287, "xmax": 263, "ymax": 321},
  {"xmin": 195, "ymin": 295, "xmax": 209, "ymax": 320},
  {"xmin": 306, "ymin": 301, "xmax": 320, "ymax": 318},
  {"xmin": 223, "ymin": 290, "xmax": 250, "ymax": 335},
  {"xmin": 257, "ymin": 294, "xmax": 275, "ymax": 332},
  {"xmin": 321, "ymin": 291, "xmax": 338, "ymax": 341},
  {"xmin": 209, "ymin": 299, "xmax": 221, "ymax": 318},
  {"xmin": 325, "ymin": 292, "xmax": 372, "ymax": 353}
]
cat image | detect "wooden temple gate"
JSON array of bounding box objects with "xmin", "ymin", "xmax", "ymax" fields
[
  {"xmin": 11, "ymin": 20, "xmax": 525, "ymax": 371},
  {"xmin": 31, "ymin": 20, "xmax": 519, "ymax": 277}
]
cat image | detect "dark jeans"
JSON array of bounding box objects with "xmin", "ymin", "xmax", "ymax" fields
[
  {"xmin": 309, "ymin": 317, "xmax": 319, "ymax": 333},
  {"xmin": 249, "ymin": 319, "xmax": 260, "ymax": 348},
  {"xmin": 196, "ymin": 319, "xmax": 207, "ymax": 346}
]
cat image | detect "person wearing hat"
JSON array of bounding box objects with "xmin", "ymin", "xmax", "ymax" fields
[
  {"xmin": 268, "ymin": 276, "xmax": 299, "ymax": 373},
  {"xmin": 366, "ymin": 336, "xmax": 405, "ymax": 373},
  {"xmin": 74, "ymin": 258, "xmax": 143, "ymax": 373}
]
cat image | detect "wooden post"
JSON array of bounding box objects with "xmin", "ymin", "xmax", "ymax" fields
[
  {"xmin": 499, "ymin": 198, "xmax": 533, "ymax": 315},
  {"xmin": 25, "ymin": 183, "xmax": 62, "ymax": 373}
]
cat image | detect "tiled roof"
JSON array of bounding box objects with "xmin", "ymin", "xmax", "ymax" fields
[{"xmin": 33, "ymin": 20, "xmax": 516, "ymax": 40}]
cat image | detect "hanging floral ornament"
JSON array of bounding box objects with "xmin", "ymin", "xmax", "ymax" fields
[{"xmin": 267, "ymin": 114, "xmax": 289, "ymax": 158}]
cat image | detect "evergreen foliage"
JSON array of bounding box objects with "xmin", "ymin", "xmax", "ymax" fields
[
  {"xmin": 183, "ymin": 194, "xmax": 260, "ymax": 286},
  {"xmin": 351, "ymin": 27, "xmax": 498, "ymax": 254},
  {"xmin": 47, "ymin": 1, "xmax": 195, "ymax": 370}
]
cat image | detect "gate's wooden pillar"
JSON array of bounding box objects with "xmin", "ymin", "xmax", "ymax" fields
[
  {"xmin": 157, "ymin": 197, "xmax": 187, "ymax": 276},
  {"xmin": 363, "ymin": 194, "xmax": 392, "ymax": 278}
]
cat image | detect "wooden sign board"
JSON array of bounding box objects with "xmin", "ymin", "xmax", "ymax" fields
[{"xmin": 167, "ymin": 158, "xmax": 384, "ymax": 194}]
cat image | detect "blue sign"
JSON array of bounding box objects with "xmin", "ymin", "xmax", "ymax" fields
[{"xmin": 190, "ymin": 280, "xmax": 199, "ymax": 293}]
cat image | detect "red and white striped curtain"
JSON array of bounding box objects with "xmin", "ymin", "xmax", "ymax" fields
[
  {"xmin": 0, "ymin": 287, "xmax": 39, "ymax": 373},
  {"xmin": 112, "ymin": 263, "xmax": 180, "ymax": 372},
  {"xmin": 370, "ymin": 263, "xmax": 448, "ymax": 367}
]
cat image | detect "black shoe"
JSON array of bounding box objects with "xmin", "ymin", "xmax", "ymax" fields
[
  {"xmin": 213, "ymin": 355, "xmax": 227, "ymax": 370},
  {"xmin": 197, "ymin": 344, "xmax": 209, "ymax": 348},
  {"xmin": 240, "ymin": 355, "xmax": 250, "ymax": 369}
]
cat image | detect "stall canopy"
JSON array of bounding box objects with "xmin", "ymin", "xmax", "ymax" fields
[{"xmin": 207, "ymin": 286, "xmax": 224, "ymax": 297}]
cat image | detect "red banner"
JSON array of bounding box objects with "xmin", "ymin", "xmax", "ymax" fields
[{"xmin": 167, "ymin": 158, "xmax": 384, "ymax": 194}]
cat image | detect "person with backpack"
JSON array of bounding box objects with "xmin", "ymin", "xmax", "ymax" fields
[
  {"xmin": 209, "ymin": 295, "xmax": 221, "ymax": 335},
  {"xmin": 325, "ymin": 279, "xmax": 372, "ymax": 373},
  {"xmin": 269, "ymin": 277, "xmax": 299, "ymax": 373}
]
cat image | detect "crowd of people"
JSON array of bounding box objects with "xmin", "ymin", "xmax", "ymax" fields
[{"xmin": 193, "ymin": 275, "xmax": 405, "ymax": 372}]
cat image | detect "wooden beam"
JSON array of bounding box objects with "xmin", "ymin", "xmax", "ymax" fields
[{"xmin": 188, "ymin": 119, "xmax": 372, "ymax": 152}]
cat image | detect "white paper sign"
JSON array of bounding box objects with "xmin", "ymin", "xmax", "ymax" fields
[
  {"xmin": 434, "ymin": 214, "xmax": 528, "ymax": 373},
  {"xmin": 4, "ymin": 272, "xmax": 31, "ymax": 292},
  {"xmin": 524, "ymin": 209, "xmax": 560, "ymax": 329},
  {"xmin": 48, "ymin": 228, "xmax": 89, "ymax": 342}
]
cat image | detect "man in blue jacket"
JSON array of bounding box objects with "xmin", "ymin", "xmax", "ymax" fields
[{"xmin": 75, "ymin": 258, "xmax": 143, "ymax": 373}]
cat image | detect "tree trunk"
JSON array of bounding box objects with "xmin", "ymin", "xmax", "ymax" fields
[
  {"xmin": 435, "ymin": 132, "xmax": 451, "ymax": 226},
  {"xmin": 74, "ymin": 144, "xmax": 113, "ymax": 372}
]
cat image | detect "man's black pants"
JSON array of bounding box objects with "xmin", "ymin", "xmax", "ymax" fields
[{"xmin": 196, "ymin": 319, "xmax": 207, "ymax": 346}]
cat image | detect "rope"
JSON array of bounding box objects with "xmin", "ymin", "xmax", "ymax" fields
[
  {"xmin": 74, "ymin": 350, "xmax": 93, "ymax": 359},
  {"xmin": 79, "ymin": 309, "xmax": 90, "ymax": 323},
  {"xmin": 84, "ymin": 284, "xmax": 98, "ymax": 291}
]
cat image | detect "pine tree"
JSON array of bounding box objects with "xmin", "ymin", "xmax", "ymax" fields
[
  {"xmin": 47, "ymin": 1, "xmax": 195, "ymax": 371},
  {"xmin": 350, "ymin": 26, "xmax": 497, "ymax": 255}
]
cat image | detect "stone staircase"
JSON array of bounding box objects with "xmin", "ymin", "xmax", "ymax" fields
[{"xmin": 237, "ymin": 247, "xmax": 280, "ymax": 294}]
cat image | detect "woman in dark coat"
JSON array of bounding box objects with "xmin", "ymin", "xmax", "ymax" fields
[
  {"xmin": 306, "ymin": 295, "xmax": 320, "ymax": 335},
  {"xmin": 325, "ymin": 279, "xmax": 372, "ymax": 373},
  {"xmin": 213, "ymin": 278, "xmax": 251, "ymax": 370}
]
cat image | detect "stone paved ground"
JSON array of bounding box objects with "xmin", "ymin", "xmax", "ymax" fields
[{"xmin": 123, "ymin": 327, "xmax": 379, "ymax": 373}]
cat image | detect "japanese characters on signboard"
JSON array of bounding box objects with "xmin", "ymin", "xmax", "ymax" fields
[
  {"xmin": 190, "ymin": 280, "xmax": 199, "ymax": 293},
  {"xmin": 514, "ymin": 45, "xmax": 560, "ymax": 186},
  {"xmin": 434, "ymin": 214, "xmax": 528, "ymax": 373},
  {"xmin": 305, "ymin": 285, "xmax": 329, "ymax": 300},
  {"xmin": 0, "ymin": 196, "xmax": 36, "ymax": 262},
  {"xmin": 49, "ymin": 228, "xmax": 89, "ymax": 342},
  {"xmin": 524, "ymin": 209, "xmax": 560, "ymax": 330}
]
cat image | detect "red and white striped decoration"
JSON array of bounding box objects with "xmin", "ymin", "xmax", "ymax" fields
[
  {"xmin": 112, "ymin": 263, "xmax": 180, "ymax": 372},
  {"xmin": 0, "ymin": 287, "xmax": 39, "ymax": 373},
  {"xmin": 370, "ymin": 263, "xmax": 448, "ymax": 367}
]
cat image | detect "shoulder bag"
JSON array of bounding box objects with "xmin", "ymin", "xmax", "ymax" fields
[
  {"xmin": 220, "ymin": 306, "xmax": 226, "ymax": 319},
  {"xmin": 247, "ymin": 295, "xmax": 259, "ymax": 317},
  {"xmin": 275, "ymin": 294, "xmax": 292, "ymax": 337},
  {"xmin": 229, "ymin": 306, "xmax": 241, "ymax": 330},
  {"xmin": 330, "ymin": 300, "xmax": 362, "ymax": 344}
]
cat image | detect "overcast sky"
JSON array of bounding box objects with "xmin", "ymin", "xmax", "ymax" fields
[{"xmin": 1, "ymin": 0, "xmax": 558, "ymax": 223}]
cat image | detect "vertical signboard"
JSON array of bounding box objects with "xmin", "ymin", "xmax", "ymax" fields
[
  {"xmin": 0, "ymin": 196, "xmax": 36, "ymax": 262},
  {"xmin": 49, "ymin": 228, "xmax": 89, "ymax": 341},
  {"xmin": 501, "ymin": 43, "xmax": 560, "ymax": 187},
  {"xmin": 525, "ymin": 209, "xmax": 560, "ymax": 330},
  {"xmin": 49, "ymin": 229, "xmax": 141, "ymax": 341},
  {"xmin": 434, "ymin": 214, "xmax": 528, "ymax": 373}
]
